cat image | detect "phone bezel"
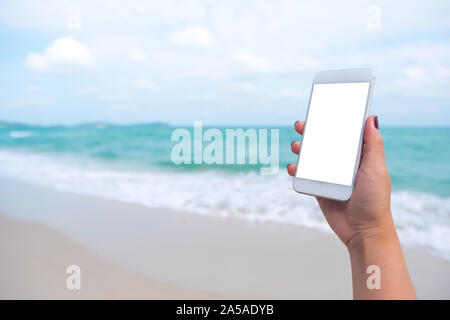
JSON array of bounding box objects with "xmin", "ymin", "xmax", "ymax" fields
[{"xmin": 293, "ymin": 68, "xmax": 376, "ymax": 201}]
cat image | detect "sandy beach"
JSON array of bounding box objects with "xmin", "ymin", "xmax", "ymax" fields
[
  {"xmin": 0, "ymin": 177, "xmax": 449, "ymax": 299},
  {"xmin": 0, "ymin": 214, "xmax": 222, "ymax": 299}
]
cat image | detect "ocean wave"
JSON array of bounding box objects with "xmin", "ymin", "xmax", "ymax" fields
[
  {"xmin": 0, "ymin": 150, "xmax": 449, "ymax": 260},
  {"xmin": 9, "ymin": 131, "xmax": 33, "ymax": 138}
]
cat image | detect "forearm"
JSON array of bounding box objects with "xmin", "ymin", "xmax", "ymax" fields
[{"xmin": 347, "ymin": 217, "xmax": 416, "ymax": 299}]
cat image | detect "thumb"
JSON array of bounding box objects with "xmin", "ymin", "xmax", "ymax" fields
[{"xmin": 362, "ymin": 115, "xmax": 385, "ymax": 163}]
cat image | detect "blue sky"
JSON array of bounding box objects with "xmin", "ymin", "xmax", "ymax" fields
[{"xmin": 0, "ymin": 0, "xmax": 449, "ymax": 125}]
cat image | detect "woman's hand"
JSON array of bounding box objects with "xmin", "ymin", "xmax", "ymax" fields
[
  {"xmin": 287, "ymin": 116, "xmax": 394, "ymax": 251},
  {"xmin": 287, "ymin": 115, "xmax": 416, "ymax": 299}
]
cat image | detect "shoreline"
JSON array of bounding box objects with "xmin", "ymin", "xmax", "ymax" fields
[
  {"xmin": 0, "ymin": 177, "xmax": 449, "ymax": 299},
  {"xmin": 0, "ymin": 148, "xmax": 448, "ymax": 260}
]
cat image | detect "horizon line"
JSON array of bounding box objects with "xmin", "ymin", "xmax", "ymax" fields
[{"xmin": 1, "ymin": 120, "xmax": 450, "ymax": 128}]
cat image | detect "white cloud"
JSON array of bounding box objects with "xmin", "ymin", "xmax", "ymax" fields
[
  {"xmin": 399, "ymin": 65, "xmax": 450, "ymax": 86},
  {"xmin": 75, "ymin": 85, "xmax": 100, "ymax": 96},
  {"xmin": 233, "ymin": 83, "xmax": 307, "ymax": 99},
  {"xmin": 393, "ymin": 64, "xmax": 450, "ymax": 97},
  {"xmin": 403, "ymin": 67, "xmax": 431, "ymax": 83},
  {"xmin": 129, "ymin": 48, "xmax": 147, "ymax": 62},
  {"xmin": 235, "ymin": 81, "xmax": 257, "ymax": 92},
  {"xmin": 233, "ymin": 51, "xmax": 270, "ymax": 72},
  {"xmin": 25, "ymin": 54, "xmax": 47, "ymax": 71},
  {"xmin": 435, "ymin": 65, "xmax": 450, "ymax": 78},
  {"xmin": 186, "ymin": 92, "xmax": 216, "ymax": 101},
  {"xmin": 25, "ymin": 85, "xmax": 41, "ymax": 93},
  {"xmin": 17, "ymin": 96, "xmax": 54, "ymax": 106},
  {"xmin": 12, "ymin": 1, "xmax": 449, "ymax": 79},
  {"xmin": 129, "ymin": 78, "xmax": 159, "ymax": 90},
  {"xmin": 277, "ymin": 89, "xmax": 307, "ymax": 98},
  {"xmin": 98, "ymin": 93, "xmax": 132, "ymax": 103},
  {"xmin": 25, "ymin": 37, "xmax": 93, "ymax": 72},
  {"xmin": 170, "ymin": 26, "xmax": 214, "ymax": 48},
  {"xmin": 2, "ymin": 0, "xmax": 450, "ymax": 123}
]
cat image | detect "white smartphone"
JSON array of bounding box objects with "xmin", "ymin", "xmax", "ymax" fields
[{"xmin": 293, "ymin": 68, "xmax": 375, "ymax": 201}]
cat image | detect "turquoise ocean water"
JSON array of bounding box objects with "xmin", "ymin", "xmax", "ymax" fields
[{"xmin": 0, "ymin": 122, "xmax": 449, "ymax": 259}]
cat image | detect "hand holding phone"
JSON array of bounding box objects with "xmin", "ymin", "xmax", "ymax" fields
[
  {"xmin": 287, "ymin": 69, "xmax": 416, "ymax": 299},
  {"xmin": 289, "ymin": 68, "xmax": 394, "ymax": 247},
  {"xmin": 289, "ymin": 113, "xmax": 392, "ymax": 238},
  {"xmin": 288, "ymin": 117, "xmax": 416, "ymax": 299},
  {"xmin": 293, "ymin": 69, "xmax": 375, "ymax": 200}
]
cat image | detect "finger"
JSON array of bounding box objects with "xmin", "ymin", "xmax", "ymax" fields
[
  {"xmin": 287, "ymin": 164, "xmax": 297, "ymax": 176},
  {"xmin": 294, "ymin": 121, "xmax": 305, "ymax": 135},
  {"xmin": 291, "ymin": 141, "xmax": 301, "ymax": 154},
  {"xmin": 362, "ymin": 115, "xmax": 385, "ymax": 162}
]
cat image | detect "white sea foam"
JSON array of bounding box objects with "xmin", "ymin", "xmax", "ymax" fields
[
  {"xmin": 0, "ymin": 150, "xmax": 449, "ymax": 260},
  {"xmin": 9, "ymin": 131, "xmax": 33, "ymax": 138}
]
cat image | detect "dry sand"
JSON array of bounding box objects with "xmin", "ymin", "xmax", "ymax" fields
[
  {"xmin": 0, "ymin": 214, "xmax": 222, "ymax": 299},
  {"xmin": 0, "ymin": 177, "xmax": 449, "ymax": 299}
]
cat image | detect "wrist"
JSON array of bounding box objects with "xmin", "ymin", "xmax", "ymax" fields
[
  {"xmin": 346, "ymin": 215, "xmax": 398, "ymax": 257},
  {"xmin": 346, "ymin": 214, "xmax": 416, "ymax": 299}
]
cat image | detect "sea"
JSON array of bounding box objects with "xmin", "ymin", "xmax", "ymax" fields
[{"xmin": 0, "ymin": 121, "xmax": 449, "ymax": 260}]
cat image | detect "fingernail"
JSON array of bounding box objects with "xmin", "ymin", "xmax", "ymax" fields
[{"xmin": 374, "ymin": 116, "xmax": 379, "ymax": 130}]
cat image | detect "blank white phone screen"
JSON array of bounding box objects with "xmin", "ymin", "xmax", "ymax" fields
[{"xmin": 296, "ymin": 82, "xmax": 370, "ymax": 186}]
